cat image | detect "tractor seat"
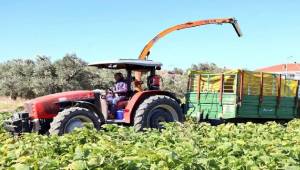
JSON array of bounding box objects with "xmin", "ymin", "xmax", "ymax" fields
[{"xmin": 116, "ymin": 100, "xmax": 128, "ymax": 110}]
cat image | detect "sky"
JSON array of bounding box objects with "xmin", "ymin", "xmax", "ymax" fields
[{"xmin": 0, "ymin": 0, "xmax": 299, "ymax": 70}]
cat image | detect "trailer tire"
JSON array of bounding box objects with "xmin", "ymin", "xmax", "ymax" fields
[
  {"xmin": 134, "ymin": 95, "xmax": 184, "ymax": 131},
  {"xmin": 49, "ymin": 107, "xmax": 102, "ymax": 135}
]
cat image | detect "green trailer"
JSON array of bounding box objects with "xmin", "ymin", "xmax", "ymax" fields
[{"xmin": 185, "ymin": 70, "xmax": 300, "ymax": 121}]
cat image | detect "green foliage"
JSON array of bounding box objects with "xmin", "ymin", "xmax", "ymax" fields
[
  {"xmin": 190, "ymin": 63, "xmax": 226, "ymax": 73},
  {"xmin": 0, "ymin": 55, "xmax": 224, "ymax": 100},
  {"xmin": 1, "ymin": 115, "xmax": 300, "ymax": 169},
  {"xmin": 0, "ymin": 112, "xmax": 10, "ymax": 134},
  {"xmin": 0, "ymin": 59, "xmax": 35, "ymax": 99},
  {"xmin": 159, "ymin": 70, "xmax": 188, "ymax": 99},
  {"xmin": 53, "ymin": 54, "xmax": 89, "ymax": 91},
  {"xmin": 0, "ymin": 55, "xmax": 114, "ymax": 99},
  {"xmin": 32, "ymin": 56, "xmax": 58, "ymax": 96}
]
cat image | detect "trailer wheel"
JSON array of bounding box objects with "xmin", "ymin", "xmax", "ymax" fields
[
  {"xmin": 134, "ymin": 95, "xmax": 184, "ymax": 131},
  {"xmin": 49, "ymin": 107, "xmax": 102, "ymax": 135}
]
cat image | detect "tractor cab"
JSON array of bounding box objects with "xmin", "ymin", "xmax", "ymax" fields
[
  {"xmin": 89, "ymin": 59, "xmax": 162, "ymax": 92},
  {"xmin": 89, "ymin": 59, "xmax": 163, "ymax": 121}
]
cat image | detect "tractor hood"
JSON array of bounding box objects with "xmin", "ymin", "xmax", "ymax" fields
[{"xmin": 24, "ymin": 90, "xmax": 95, "ymax": 119}]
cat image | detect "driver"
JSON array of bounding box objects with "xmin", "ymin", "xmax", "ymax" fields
[{"xmin": 107, "ymin": 72, "xmax": 128, "ymax": 114}]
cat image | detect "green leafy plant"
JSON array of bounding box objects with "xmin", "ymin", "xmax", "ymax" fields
[{"xmin": 1, "ymin": 113, "xmax": 300, "ymax": 169}]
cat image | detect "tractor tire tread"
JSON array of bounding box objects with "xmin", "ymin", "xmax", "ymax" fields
[
  {"xmin": 134, "ymin": 95, "xmax": 183, "ymax": 131},
  {"xmin": 49, "ymin": 107, "xmax": 101, "ymax": 135}
]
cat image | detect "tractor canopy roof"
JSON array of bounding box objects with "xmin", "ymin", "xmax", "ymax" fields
[{"xmin": 88, "ymin": 59, "xmax": 162, "ymax": 70}]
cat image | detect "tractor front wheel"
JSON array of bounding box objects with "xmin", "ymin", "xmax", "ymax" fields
[
  {"xmin": 49, "ymin": 107, "xmax": 102, "ymax": 135},
  {"xmin": 134, "ymin": 95, "xmax": 184, "ymax": 131}
]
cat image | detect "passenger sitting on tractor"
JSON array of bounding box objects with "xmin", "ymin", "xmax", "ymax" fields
[{"xmin": 107, "ymin": 72, "xmax": 128, "ymax": 115}]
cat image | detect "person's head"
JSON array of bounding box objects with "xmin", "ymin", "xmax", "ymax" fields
[{"xmin": 114, "ymin": 72, "xmax": 124, "ymax": 82}]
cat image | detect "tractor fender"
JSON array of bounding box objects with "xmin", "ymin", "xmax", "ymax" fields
[
  {"xmin": 123, "ymin": 90, "xmax": 181, "ymax": 123},
  {"xmin": 58, "ymin": 100, "xmax": 105, "ymax": 123}
]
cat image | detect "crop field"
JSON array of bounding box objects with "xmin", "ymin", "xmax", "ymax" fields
[{"xmin": 1, "ymin": 111, "xmax": 300, "ymax": 170}]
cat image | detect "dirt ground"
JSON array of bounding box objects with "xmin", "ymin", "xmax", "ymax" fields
[{"xmin": 0, "ymin": 96, "xmax": 26, "ymax": 113}]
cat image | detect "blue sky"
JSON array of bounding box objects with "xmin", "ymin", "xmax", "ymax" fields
[{"xmin": 0, "ymin": 0, "xmax": 299, "ymax": 70}]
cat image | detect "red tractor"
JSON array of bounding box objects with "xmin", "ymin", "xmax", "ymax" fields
[
  {"xmin": 4, "ymin": 59, "xmax": 184, "ymax": 135},
  {"xmin": 4, "ymin": 17, "xmax": 242, "ymax": 135}
]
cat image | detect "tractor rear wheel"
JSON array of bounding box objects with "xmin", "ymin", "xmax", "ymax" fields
[
  {"xmin": 134, "ymin": 95, "xmax": 184, "ymax": 131},
  {"xmin": 49, "ymin": 107, "xmax": 102, "ymax": 135}
]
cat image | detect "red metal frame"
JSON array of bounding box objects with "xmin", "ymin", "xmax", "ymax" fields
[
  {"xmin": 27, "ymin": 90, "xmax": 95, "ymax": 119},
  {"xmin": 186, "ymin": 75, "xmax": 192, "ymax": 93},
  {"xmin": 239, "ymin": 70, "xmax": 244, "ymax": 103},
  {"xmin": 197, "ymin": 75, "xmax": 201, "ymax": 102},
  {"xmin": 219, "ymin": 74, "xmax": 224, "ymax": 103},
  {"xmin": 259, "ymin": 72, "xmax": 264, "ymax": 104},
  {"xmin": 219, "ymin": 74, "xmax": 225, "ymax": 117},
  {"xmin": 276, "ymin": 74, "xmax": 282, "ymax": 108},
  {"xmin": 295, "ymin": 80, "xmax": 300, "ymax": 111},
  {"xmin": 185, "ymin": 74, "xmax": 193, "ymax": 117}
]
